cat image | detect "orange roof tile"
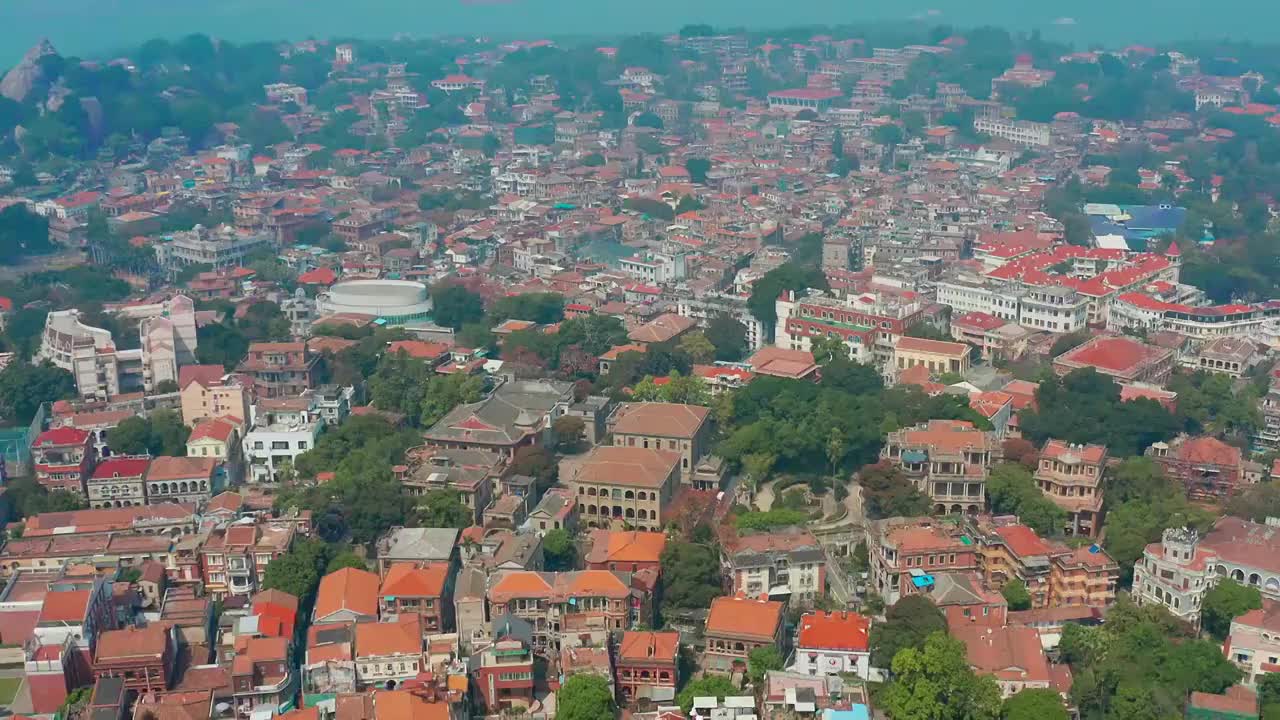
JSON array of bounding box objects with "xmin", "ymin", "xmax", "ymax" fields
[
  {"xmin": 314, "ymin": 567, "xmax": 379, "ymax": 621},
  {"xmin": 705, "ymin": 596, "xmax": 784, "ymax": 641}
]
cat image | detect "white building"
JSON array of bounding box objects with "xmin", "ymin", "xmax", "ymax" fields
[
  {"xmin": 790, "ymin": 611, "xmax": 871, "ymax": 679},
  {"xmin": 38, "ymin": 295, "xmax": 198, "ymax": 399},
  {"xmin": 315, "ymin": 279, "xmax": 433, "ymax": 326},
  {"xmin": 1131, "ymin": 527, "xmax": 1214, "ymax": 628},
  {"xmin": 973, "ymin": 117, "xmax": 1052, "ymax": 147},
  {"xmin": 935, "ymin": 278, "xmax": 1088, "ymax": 334},
  {"xmin": 619, "ymin": 251, "xmax": 688, "ymax": 285},
  {"xmin": 1225, "ymin": 600, "xmax": 1280, "ymax": 686},
  {"xmin": 243, "ymin": 407, "xmax": 323, "ymax": 483},
  {"xmin": 155, "ymin": 224, "xmax": 274, "ymax": 271}
]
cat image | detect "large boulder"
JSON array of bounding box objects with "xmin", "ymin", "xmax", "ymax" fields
[{"xmin": 0, "ymin": 38, "xmax": 59, "ymax": 103}]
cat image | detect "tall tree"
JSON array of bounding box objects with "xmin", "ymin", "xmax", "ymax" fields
[
  {"xmin": 557, "ymin": 674, "xmax": 616, "ymax": 720},
  {"xmin": 880, "ymin": 633, "xmax": 1002, "ymax": 720},
  {"xmin": 869, "ymin": 595, "xmax": 948, "ymax": 668}
]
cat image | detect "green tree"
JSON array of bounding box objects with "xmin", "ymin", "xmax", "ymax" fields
[
  {"xmin": 195, "ymin": 323, "xmax": 250, "ymax": 369},
  {"xmin": 660, "ymin": 541, "xmax": 723, "ymax": 614},
  {"xmin": 0, "ymin": 204, "xmax": 54, "ymax": 262},
  {"xmin": 705, "ymin": 315, "xmax": 748, "ymax": 362},
  {"xmin": 0, "ymin": 361, "xmax": 75, "ymax": 424},
  {"xmin": 1002, "ymin": 688, "xmax": 1069, "ymax": 720},
  {"xmin": 417, "ymin": 489, "xmax": 472, "ymax": 528},
  {"xmin": 747, "ymin": 263, "xmax": 828, "ymax": 338},
  {"xmin": 261, "ymin": 538, "xmax": 331, "ymax": 600},
  {"xmin": 677, "ymin": 675, "xmax": 738, "ymax": 713},
  {"xmin": 430, "ymin": 283, "xmax": 485, "ymax": 330},
  {"xmin": 861, "ymin": 462, "xmax": 932, "ymax": 520},
  {"xmin": 553, "ymin": 415, "xmax": 586, "ymax": 452},
  {"xmin": 748, "ymin": 646, "xmax": 785, "ymax": 685},
  {"xmin": 557, "ymin": 674, "xmax": 616, "ymax": 720},
  {"xmin": 490, "ymin": 292, "xmax": 565, "ymax": 325},
  {"xmin": 1001, "ymin": 579, "xmax": 1032, "ymax": 611},
  {"xmin": 869, "ymin": 595, "xmax": 948, "ymax": 668},
  {"xmin": 1202, "ymin": 578, "xmax": 1262, "ymax": 640},
  {"xmin": 985, "ymin": 463, "xmax": 1066, "ymax": 536},
  {"xmin": 734, "ymin": 509, "xmax": 809, "ymax": 531},
  {"xmin": 543, "ymin": 528, "xmax": 577, "ymax": 571},
  {"xmin": 881, "ymin": 633, "xmax": 1002, "ymax": 720},
  {"xmin": 677, "ymin": 331, "xmax": 716, "ymax": 364},
  {"xmin": 325, "ymin": 550, "xmax": 367, "ymax": 574},
  {"xmin": 107, "ymin": 417, "xmax": 152, "ymax": 455},
  {"xmin": 686, "ymin": 157, "xmax": 712, "ymax": 184}
]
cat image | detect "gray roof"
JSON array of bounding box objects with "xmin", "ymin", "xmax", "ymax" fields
[
  {"xmin": 378, "ymin": 527, "xmax": 461, "ymax": 562},
  {"xmin": 423, "ymin": 379, "xmax": 573, "ymax": 446}
]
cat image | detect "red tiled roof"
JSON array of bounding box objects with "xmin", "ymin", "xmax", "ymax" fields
[
  {"xmin": 796, "ymin": 610, "xmax": 869, "ymax": 651},
  {"xmin": 705, "ymin": 596, "xmax": 783, "ymax": 641},
  {"xmin": 91, "ymin": 457, "xmax": 151, "ymax": 480}
]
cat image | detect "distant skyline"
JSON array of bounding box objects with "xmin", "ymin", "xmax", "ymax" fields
[{"xmin": 1, "ymin": 0, "xmax": 1270, "ymax": 66}]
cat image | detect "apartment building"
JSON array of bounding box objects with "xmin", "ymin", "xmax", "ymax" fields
[
  {"xmin": 1035, "ymin": 440, "xmax": 1108, "ymax": 538},
  {"xmin": 200, "ymin": 521, "xmax": 295, "ymax": 599},
  {"xmin": 973, "ymin": 520, "xmax": 1118, "ymax": 610},
  {"xmin": 243, "ymin": 402, "xmax": 323, "ymax": 484},
  {"xmin": 973, "ymin": 117, "xmax": 1052, "ymax": 147},
  {"xmin": 236, "ymin": 342, "xmax": 319, "ymax": 399},
  {"xmin": 724, "ymin": 529, "xmax": 827, "ymax": 607},
  {"xmin": 881, "ymin": 420, "xmax": 996, "ymax": 515},
  {"xmin": 936, "ymin": 277, "xmax": 1089, "ymax": 334},
  {"xmin": 567, "ymin": 446, "xmax": 681, "ymax": 532},
  {"xmin": 702, "ymin": 595, "xmax": 785, "ymax": 673},
  {"xmin": 609, "ymin": 402, "xmax": 713, "ymax": 483},
  {"xmin": 402, "ymin": 449, "xmax": 503, "ymax": 524},
  {"xmin": 38, "ymin": 296, "xmax": 197, "ymax": 399}
]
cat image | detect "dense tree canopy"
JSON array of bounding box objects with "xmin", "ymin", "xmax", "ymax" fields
[
  {"xmin": 660, "ymin": 541, "xmax": 723, "ymax": 615},
  {"xmin": 869, "ymin": 595, "xmax": 948, "ymax": 668},
  {"xmin": 1019, "ymin": 368, "xmax": 1179, "ymax": 457},
  {"xmin": 880, "ymin": 633, "xmax": 1002, "ymax": 720}
]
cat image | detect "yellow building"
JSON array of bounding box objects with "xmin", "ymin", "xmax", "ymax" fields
[
  {"xmin": 893, "ymin": 336, "xmax": 971, "ymax": 378},
  {"xmin": 567, "ymin": 446, "xmax": 681, "ymax": 532},
  {"xmin": 186, "ymin": 417, "xmax": 240, "ymax": 461}
]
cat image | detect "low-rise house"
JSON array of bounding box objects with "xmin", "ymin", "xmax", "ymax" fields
[
  {"xmin": 379, "ymin": 563, "xmax": 452, "ymax": 634},
  {"xmin": 231, "ymin": 636, "xmax": 294, "ymax": 717},
  {"xmin": 303, "ymin": 622, "xmax": 357, "ymax": 700},
  {"xmin": 932, "ymin": 571, "xmax": 1009, "ymax": 629},
  {"xmin": 146, "ymin": 456, "xmax": 218, "ymax": 507},
  {"xmin": 376, "ymin": 528, "xmax": 460, "ymax": 576},
  {"xmin": 87, "ymin": 456, "xmax": 150, "ymax": 508},
  {"xmin": 702, "ymin": 595, "xmax": 785, "ymax": 673},
  {"xmin": 1052, "ymin": 335, "xmax": 1175, "ymax": 385},
  {"xmin": 892, "ymin": 336, "xmax": 972, "ymax": 380},
  {"xmin": 93, "ymin": 624, "xmax": 177, "ymax": 692},
  {"xmin": 402, "ymin": 449, "xmax": 503, "ymax": 524},
  {"xmin": 1225, "ymin": 598, "xmax": 1280, "ymax": 685},
  {"xmin": 487, "ymin": 570, "xmax": 642, "ymax": 652},
  {"xmin": 237, "ymin": 342, "xmax": 319, "ymax": 399},
  {"xmin": 881, "ymin": 420, "xmax": 996, "ymax": 515},
  {"xmin": 355, "ymin": 616, "xmax": 424, "ymax": 690},
  {"xmin": 584, "ymin": 529, "xmax": 667, "ymax": 573},
  {"xmin": 974, "ymin": 520, "xmax": 1119, "ymax": 610},
  {"xmin": 31, "ymin": 426, "xmax": 94, "ymax": 494},
  {"xmin": 186, "ymin": 417, "xmax": 241, "ymax": 463},
  {"xmin": 616, "ymin": 630, "xmax": 679, "ymax": 706},
  {"xmin": 867, "ymin": 517, "xmax": 979, "ymax": 605},
  {"xmin": 200, "ymin": 521, "xmax": 294, "ymax": 600},
  {"xmin": 724, "ymin": 529, "xmax": 827, "ymax": 607},
  {"xmin": 790, "ymin": 610, "xmax": 871, "ymax": 679},
  {"xmin": 1035, "ymin": 440, "xmax": 1107, "ymax": 538},
  {"xmin": 314, "ymin": 567, "xmax": 380, "ymax": 624},
  {"xmin": 473, "ymin": 614, "xmax": 536, "ymax": 713},
  {"xmin": 527, "ymin": 488, "xmax": 577, "ymax": 532},
  {"xmin": 421, "ymin": 379, "xmax": 574, "ymax": 457},
  {"xmin": 1148, "ymin": 435, "xmax": 1246, "ymax": 501},
  {"xmin": 953, "ymin": 624, "xmax": 1054, "ymax": 698}
]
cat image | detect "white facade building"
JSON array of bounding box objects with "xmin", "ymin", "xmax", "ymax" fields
[
  {"xmin": 973, "ymin": 117, "xmax": 1052, "ymax": 147},
  {"xmin": 38, "ymin": 295, "xmax": 198, "ymax": 399}
]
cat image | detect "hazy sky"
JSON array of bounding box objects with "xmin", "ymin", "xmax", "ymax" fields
[{"xmin": 0, "ymin": 0, "xmax": 1268, "ymax": 65}]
